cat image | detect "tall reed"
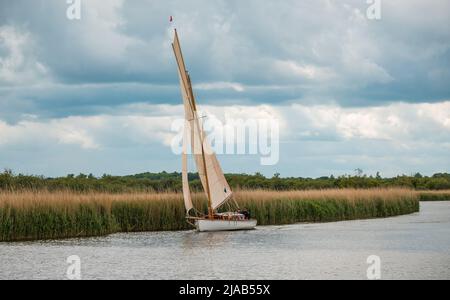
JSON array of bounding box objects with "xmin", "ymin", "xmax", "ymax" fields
[
  {"xmin": 236, "ymin": 189, "xmax": 419, "ymax": 225},
  {"xmin": 0, "ymin": 188, "xmax": 419, "ymax": 242},
  {"xmin": 417, "ymin": 190, "xmax": 450, "ymax": 201}
]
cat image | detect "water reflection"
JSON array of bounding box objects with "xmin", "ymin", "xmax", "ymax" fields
[{"xmin": 194, "ymin": 231, "xmax": 233, "ymax": 247}]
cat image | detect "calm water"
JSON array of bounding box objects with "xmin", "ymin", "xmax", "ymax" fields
[{"xmin": 1, "ymin": 202, "xmax": 449, "ymax": 280}]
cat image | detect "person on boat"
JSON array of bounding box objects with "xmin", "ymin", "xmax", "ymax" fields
[{"xmin": 240, "ymin": 208, "xmax": 250, "ymax": 220}]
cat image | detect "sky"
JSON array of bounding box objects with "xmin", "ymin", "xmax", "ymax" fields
[{"xmin": 0, "ymin": 0, "xmax": 449, "ymax": 178}]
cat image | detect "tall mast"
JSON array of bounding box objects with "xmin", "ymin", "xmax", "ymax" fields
[{"xmin": 199, "ymin": 119, "xmax": 214, "ymax": 219}]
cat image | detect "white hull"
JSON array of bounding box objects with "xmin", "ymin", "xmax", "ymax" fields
[{"xmin": 196, "ymin": 219, "xmax": 257, "ymax": 232}]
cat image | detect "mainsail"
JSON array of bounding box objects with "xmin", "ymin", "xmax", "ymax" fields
[{"xmin": 172, "ymin": 29, "xmax": 233, "ymax": 214}]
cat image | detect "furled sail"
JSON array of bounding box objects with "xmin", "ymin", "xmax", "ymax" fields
[
  {"xmin": 182, "ymin": 122, "xmax": 193, "ymax": 213},
  {"xmin": 172, "ymin": 29, "xmax": 233, "ymax": 212}
]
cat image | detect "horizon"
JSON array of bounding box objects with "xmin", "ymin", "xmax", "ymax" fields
[{"xmin": 3, "ymin": 168, "xmax": 449, "ymax": 180}]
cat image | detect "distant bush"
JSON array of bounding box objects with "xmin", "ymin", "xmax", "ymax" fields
[{"xmin": 1, "ymin": 170, "xmax": 450, "ymax": 193}]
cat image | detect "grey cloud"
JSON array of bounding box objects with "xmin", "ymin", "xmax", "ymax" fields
[{"xmin": 1, "ymin": 0, "xmax": 449, "ymax": 112}]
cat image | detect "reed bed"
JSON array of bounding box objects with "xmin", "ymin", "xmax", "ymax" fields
[
  {"xmin": 0, "ymin": 188, "xmax": 419, "ymax": 242},
  {"xmin": 416, "ymin": 190, "xmax": 450, "ymax": 201}
]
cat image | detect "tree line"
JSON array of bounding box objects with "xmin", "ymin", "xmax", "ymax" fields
[{"xmin": 1, "ymin": 169, "xmax": 449, "ymax": 193}]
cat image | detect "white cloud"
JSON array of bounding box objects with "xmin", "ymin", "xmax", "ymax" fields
[
  {"xmin": 273, "ymin": 60, "xmax": 334, "ymax": 81},
  {"xmin": 1, "ymin": 101, "xmax": 449, "ymax": 176},
  {"xmin": 0, "ymin": 26, "xmax": 48, "ymax": 85},
  {"xmin": 195, "ymin": 81, "xmax": 245, "ymax": 92},
  {"xmin": 1, "ymin": 101, "xmax": 449, "ymax": 149},
  {"xmin": 0, "ymin": 118, "xmax": 99, "ymax": 149},
  {"xmin": 79, "ymin": 0, "xmax": 139, "ymax": 62},
  {"xmin": 0, "ymin": 108, "xmax": 181, "ymax": 150},
  {"xmin": 286, "ymin": 101, "xmax": 450, "ymax": 142}
]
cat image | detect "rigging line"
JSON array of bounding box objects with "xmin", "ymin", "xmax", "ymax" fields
[
  {"xmin": 232, "ymin": 197, "xmax": 240, "ymax": 210},
  {"xmin": 191, "ymin": 207, "xmax": 204, "ymax": 217},
  {"xmin": 187, "ymin": 115, "xmax": 207, "ymax": 122},
  {"xmin": 213, "ymin": 192, "xmax": 234, "ymax": 212}
]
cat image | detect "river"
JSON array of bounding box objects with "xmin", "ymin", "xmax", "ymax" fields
[{"xmin": 0, "ymin": 201, "xmax": 449, "ymax": 280}]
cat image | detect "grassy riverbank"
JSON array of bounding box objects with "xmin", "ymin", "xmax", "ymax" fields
[
  {"xmin": 0, "ymin": 189, "xmax": 419, "ymax": 242},
  {"xmin": 417, "ymin": 190, "xmax": 450, "ymax": 201}
]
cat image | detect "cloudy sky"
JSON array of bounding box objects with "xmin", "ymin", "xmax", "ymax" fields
[{"xmin": 0, "ymin": 0, "xmax": 449, "ymax": 178}]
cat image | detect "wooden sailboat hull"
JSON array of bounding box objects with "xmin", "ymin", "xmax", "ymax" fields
[{"xmin": 195, "ymin": 219, "xmax": 257, "ymax": 232}]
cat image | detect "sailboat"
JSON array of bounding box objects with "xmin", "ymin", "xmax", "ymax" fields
[{"xmin": 172, "ymin": 29, "xmax": 257, "ymax": 232}]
